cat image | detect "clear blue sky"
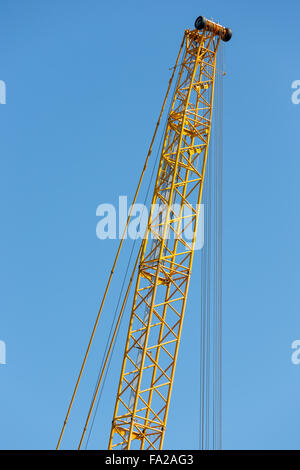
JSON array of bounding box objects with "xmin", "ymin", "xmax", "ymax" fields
[{"xmin": 0, "ymin": 0, "xmax": 299, "ymax": 450}]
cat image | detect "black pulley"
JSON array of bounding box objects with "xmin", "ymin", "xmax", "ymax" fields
[{"xmin": 194, "ymin": 16, "xmax": 207, "ymax": 30}]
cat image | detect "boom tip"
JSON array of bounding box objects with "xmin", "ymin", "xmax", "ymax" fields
[{"xmin": 194, "ymin": 16, "xmax": 232, "ymax": 42}]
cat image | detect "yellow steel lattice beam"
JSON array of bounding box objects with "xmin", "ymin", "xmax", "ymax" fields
[{"xmin": 109, "ymin": 26, "xmax": 223, "ymax": 450}]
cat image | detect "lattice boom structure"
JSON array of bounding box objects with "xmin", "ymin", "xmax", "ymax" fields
[{"xmin": 109, "ymin": 28, "xmax": 222, "ymax": 450}]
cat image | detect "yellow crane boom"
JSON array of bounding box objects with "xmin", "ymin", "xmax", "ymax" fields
[
  {"xmin": 56, "ymin": 15, "xmax": 231, "ymax": 451},
  {"xmin": 109, "ymin": 17, "xmax": 231, "ymax": 450}
]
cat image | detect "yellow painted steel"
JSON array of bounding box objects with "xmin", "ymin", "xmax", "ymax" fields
[{"xmin": 109, "ymin": 27, "xmax": 222, "ymax": 450}]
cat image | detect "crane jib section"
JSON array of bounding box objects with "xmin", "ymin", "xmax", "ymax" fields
[{"xmin": 109, "ymin": 29, "xmax": 221, "ymax": 450}]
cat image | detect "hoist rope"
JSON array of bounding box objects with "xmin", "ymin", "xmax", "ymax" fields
[
  {"xmin": 77, "ymin": 43, "xmax": 185, "ymax": 449},
  {"xmin": 56, "ymin": 33, "xmax": 186, "ymax": 450},
  {"xmin": 82, "ymin": 121, "xmax": 166, "ymax": 449},
  {"xmin": 199, "ymin": 41, "xmax": 224, "ymax": 450}
]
